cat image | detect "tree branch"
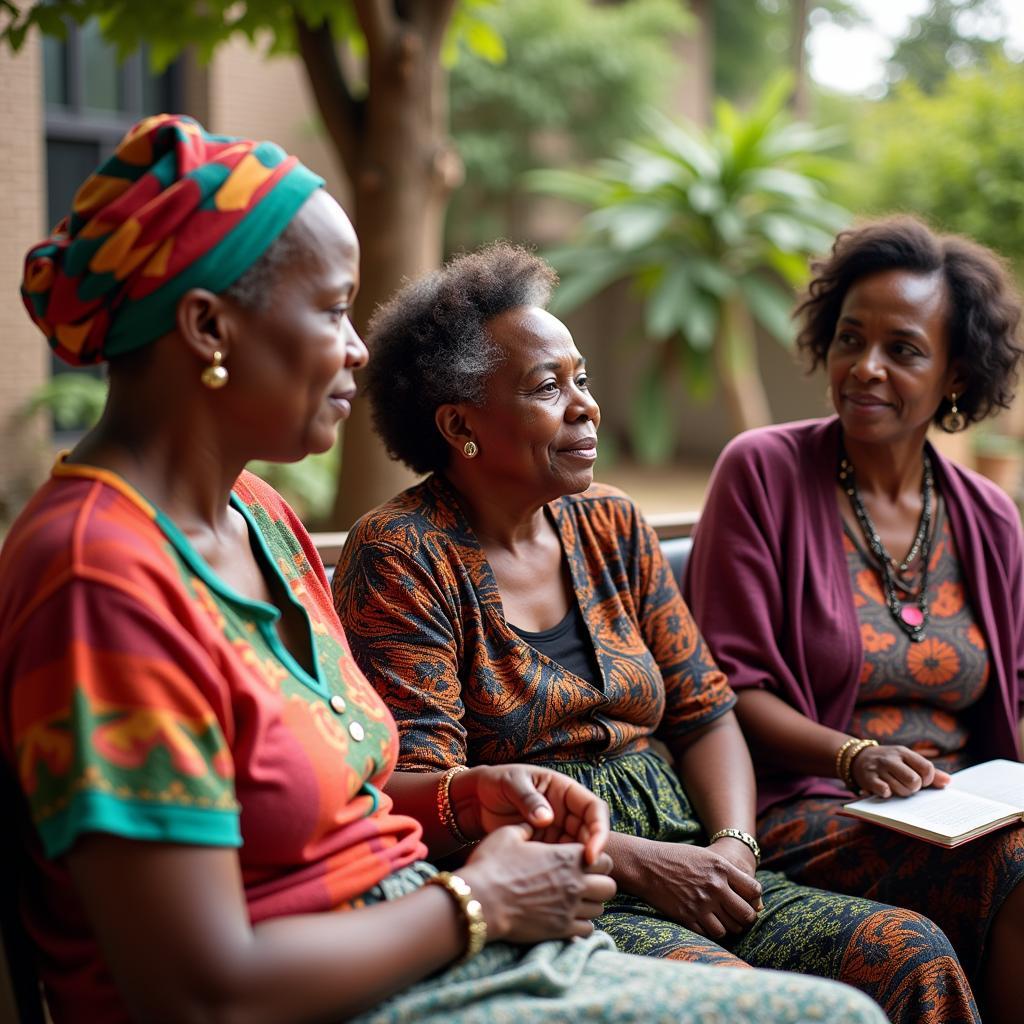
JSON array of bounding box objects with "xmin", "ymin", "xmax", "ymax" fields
[
  {"xmin": 405, "ymin": 0, "xmax": 457, "ymax": 63},
  {"xmin": 293, "ymin": 12, "xmax": 363, "ymax": 178},
  {"xmin": 352, "ymin": 0, "xmax": 395, "ymax": 55}
]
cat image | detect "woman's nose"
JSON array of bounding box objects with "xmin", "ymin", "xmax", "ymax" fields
[
  {"xmin": 570, "ymin": 385, "xmax": 600, "ymax": 424},
  {"xmin": 850, "ymin": 344, "xmax": 886, "ymax": 381},
  {"xmin": 346, "ymin": 322, "xmax": 369, "ymax": 370}
]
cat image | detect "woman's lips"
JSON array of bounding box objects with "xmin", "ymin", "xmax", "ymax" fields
[
  {"xmin": 328, "ymin": 387, "xmax": 357, "ymax": 417},
  {"xmin": 559, "ymin": 437, "xmax": 598, "ymax": 461},
  {"xmin": 843, "ymin": 392, "xmax": 890, "ymax": 409}
]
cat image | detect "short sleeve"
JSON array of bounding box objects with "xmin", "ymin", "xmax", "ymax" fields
[
  {"xmin": 630, "ymin": 507, "xmax": 736, "ymax": 744},
  {"xmin": 7, "ymin": 578, "xmax": 241, "ymax": 859}
]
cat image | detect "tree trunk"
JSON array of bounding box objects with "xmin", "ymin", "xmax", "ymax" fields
[
  {"xmin": 674, "ymin": 0, "xmax": 714, "ymax": 126},
  {"xmin": 298, "ymin": 2, "xmax": 461, "ymax": 529},
  {"xmin": 789, "ymin": 0, "xmax": 811, "ymax": 120},
  {"xmin": 713, "ymin": 292, "xmax": 772, "ymax": 434}
]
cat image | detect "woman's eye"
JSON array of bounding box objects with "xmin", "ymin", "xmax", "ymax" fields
[
  {"xmin": 329, "ymin": 306, "xmax": 350, "ymax": 323},
  {"xmin": 576, "ymin": 375, "xmax": 591, "ymax": 391},
  {"xmin": 891, "ymin": 343, "xmax": 919, "ymax": 359},
  {"xmin": 538, "ymin": 381, "xmax": 559, "ymax": 393}
]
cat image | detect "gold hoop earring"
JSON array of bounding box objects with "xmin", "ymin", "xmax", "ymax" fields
[
  {"xmin": 201, "ymin": 350, "xmax": 228, "ymax": 390},
  {"xmin": 942, "ymin": 392, "xmax": 965, "ymax": 432},
  {"xmin": 463, "ymin": 440, "xmax": 478, "ymax": 459}
]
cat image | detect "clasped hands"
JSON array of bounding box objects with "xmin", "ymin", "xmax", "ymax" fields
[{"xmin": 449, "ymin": 764, "xmax": 616, "ymax": 944}]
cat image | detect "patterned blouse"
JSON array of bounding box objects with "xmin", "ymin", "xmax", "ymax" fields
[
  {"xmin": 334, "ymin": 475, "xmax": 735, "ymax": 771},
  {"xmin": 844, "ymin": 499, "xmax": 990, "ymax": 769},
  {"xmin": 0, "ymin": 461, "xmax": 425, "ymax": 1023}
]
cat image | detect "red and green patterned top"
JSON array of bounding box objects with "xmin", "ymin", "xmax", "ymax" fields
[
  {"xmin": 334, "ymin": 476, "xmax": 735, "ymax": 771},
  {"xmin": 844, "ymin": 500, "xmax": 990, "ymax": 770},
  {"xmin": 0, "ymin": 461, "xmax": 425, "ymax": 1023}
]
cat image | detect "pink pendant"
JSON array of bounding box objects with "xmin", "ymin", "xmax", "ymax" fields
[{"xmin": 900, "ymin": 605, "xmax": 925, "ymax": 627}]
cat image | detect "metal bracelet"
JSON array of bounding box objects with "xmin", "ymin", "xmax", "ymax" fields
[
  {"xmin": 708, "ymin": 827, "xmax": 761, "ymax": 866},
  {"xmin": 426, "ymin": 871, "xmax": 487, "ymax": 964},
  {"xmin": 436, "ymin": 764, "xmax": 475, "ymax": 847}
]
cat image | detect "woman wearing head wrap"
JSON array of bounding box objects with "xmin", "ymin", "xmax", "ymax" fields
[
  {"xmin": 333, "ymin": 242, "xmax": 980, "ymax": 1024},
  {"xmin": 0, "ymin": 115, "xmax": 888, "ymax": 1024}
]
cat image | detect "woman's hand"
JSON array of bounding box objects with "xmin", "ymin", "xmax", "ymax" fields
[
  {"xmin": 850, "ymin": 744, "xmax": 951, "ymax": 798},
  {"xmin": 452, "ymin": 764, "xmax": 610, "ymax": 865},
  {"xmin": 460, "ymin": 824, "xmax": 616, "ymax": 943},
  {"xmin": 625, "ymin": 836, "xmax": 762, "ymax": 940}
]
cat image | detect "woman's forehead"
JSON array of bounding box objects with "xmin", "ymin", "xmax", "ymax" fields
[{"xmin": 487, "ymin": 306, "xmax": 578, "ymax": 361}]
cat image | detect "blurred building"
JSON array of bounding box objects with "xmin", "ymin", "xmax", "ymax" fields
[{"xmin": 0, "ymin": 27, "xmax": 348, "ymax": 520}]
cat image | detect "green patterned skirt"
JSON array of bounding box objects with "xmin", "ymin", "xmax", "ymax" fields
[
  {"xmin": 352, "ymin": 861, "xmax": 886, "ymax": 1024},
  {"xmin": 546, "ymin": 749, "xmax": 979, "ymax": 1024}
]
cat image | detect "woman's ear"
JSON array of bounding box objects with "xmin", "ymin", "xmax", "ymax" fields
[
  {"xmin": 946, "ymin": 362, "xmax": 962, "ymax": 397},
  {"xmin": 946, "ymin": 359, "xmax": 968, "ymax": 400},
  {"xmin": 435, "ymin": 403, "xmax": 478, "ymax": 457},
  {"xmin": 176, "ymin": 288, "xmax": 234, "ymax": 364}
]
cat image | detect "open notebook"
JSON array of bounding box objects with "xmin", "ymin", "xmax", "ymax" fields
[{"xmin": 841, "ymin": 759, "xmax": 1024, "ymax": 848}]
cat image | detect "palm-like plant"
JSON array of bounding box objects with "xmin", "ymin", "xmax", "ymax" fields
[{"xmin": 529, "ymin": 77, "xmax": 850, "ymax": 460}]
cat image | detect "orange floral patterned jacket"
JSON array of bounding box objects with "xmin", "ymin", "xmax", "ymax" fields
[{"xmin": 334, "ymin": 475, "xmax": 735, "ymax": 771}]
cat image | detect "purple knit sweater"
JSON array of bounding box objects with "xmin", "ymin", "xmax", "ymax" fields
[{"xmin": 684, "ymin": 416, "xmax": 1023, "ymax": 814}]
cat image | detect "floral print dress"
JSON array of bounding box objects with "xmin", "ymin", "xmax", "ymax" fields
[{"xmin": 759, "ymin": 497, "xmax": 1024, "ymax": 986}]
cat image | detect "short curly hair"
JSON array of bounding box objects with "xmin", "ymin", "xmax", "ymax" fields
[
  {"xmin": 794, "ymin": 215, "xmax": 1024, "ymax": 430},
  {"xmin": 365, "ymin": 242, "xmax": 558, "ymax": 474}
]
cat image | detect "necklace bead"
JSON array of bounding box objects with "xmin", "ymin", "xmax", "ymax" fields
[{"xmin": 838, "ymin": 447, "xmax": 933, "ymax": 643}]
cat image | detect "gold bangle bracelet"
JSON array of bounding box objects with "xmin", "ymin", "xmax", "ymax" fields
[
  {"xmin": 436, "ymin": 764, "xmax": 475, "ymax": 846},
  {"xmin": 841, "ymin": 739, "xmax": 879, "ymax": 790},
  {"xmin": 708, "ymin": 827, "xmax": 761, "ymax": 866},
  {"xmin": 834, "ymin": 737, "xmax": 859, "ymax": 781},
  {"xmin": 839, "ymin": 739, "xmax": 867, "ymax": 789},
  {"xmin": 426, "ymin": 871, "xmax": 487, "ymax": 964}
]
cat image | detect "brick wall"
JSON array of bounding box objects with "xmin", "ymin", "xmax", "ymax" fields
[
  {"xmin": 0, "ymin": 34, "xmax": 49, "ymax": 524},
  {"xmin": 209, "ymin": 36, "xmax": 352, "ymax": 208}
]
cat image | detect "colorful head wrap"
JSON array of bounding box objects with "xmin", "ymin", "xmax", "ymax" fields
[{"xmin": 22, "ymin": 114, "xmax": 324, "ymax": 366}]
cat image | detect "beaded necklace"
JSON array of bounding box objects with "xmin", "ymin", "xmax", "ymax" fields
[{"xmin": 838, "ymin": 447, "xmax": 934, "ymax": 643}]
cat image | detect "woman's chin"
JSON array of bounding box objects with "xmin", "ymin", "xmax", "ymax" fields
[{"xmin": 557, "ymin": 468, "xmax": 596, "ymax": 496}]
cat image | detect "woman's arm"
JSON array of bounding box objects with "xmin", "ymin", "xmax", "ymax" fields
[
  {"xmin": 68, "ymin": 824, "xmax": 614, "ymax": 1024},
  {"xmin": 736, "ymin": 689, "xmax": 949, "ymax": 797},
  {"xmin": 385, "ymin": 763, "xmax": 610, "ymax": 864}
]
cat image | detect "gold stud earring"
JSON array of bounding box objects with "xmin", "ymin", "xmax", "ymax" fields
[
  {"xmin": 942, "ymin": 392, "xmax": 965, "ymax": 432},
  {"xmin": 201, "ymin": 350, "xmax": 228, "ymax": 390},
  {"xmin": 463, "ymin": 440, "xmax": 478, "ymax": 458}
]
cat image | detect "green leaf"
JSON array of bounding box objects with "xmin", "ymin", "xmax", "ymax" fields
[
  {"xmin": 738, "ymin": 275, "xmax": 796, "ymax": 347},
  {"xmin": 21, "ymin": 372, "xmax": 107, "ymax": 431},
  {"xmin": 674, "ymin": 337, "xmax": 716, "ymax": 402},
  {"xmin": 630, "ymin": 359, "xmax": 675, "ymax": 464},
  {"xmin": 464, "ymin": 19, "xmax": 506, "ymax": 63},
  {"xmin": 677, "ymin": 289, "xmax": 720, "ymax": 352},
  {"xmin": 589, "ymin": 203, "xmax": 674, "ymax": 251},
  {"xmin": 547, "ymin": 251, "xmax": 632, "ymax": 315},
  {"xmin": 645, "ymin": 261, "xmax": 696, "ymax": 341}
]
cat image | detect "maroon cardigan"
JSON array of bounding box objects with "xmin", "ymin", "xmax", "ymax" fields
[{"xmin": 684, "ymin": 416, "xmax": 1024, "ymax": 815}]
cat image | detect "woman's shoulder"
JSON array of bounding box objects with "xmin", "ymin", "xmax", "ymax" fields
[
  {"xmin": 344, "ymin": 476, "xmax": 463, "ymax": 558},
  {"xmin": 934, "ymin": 453, "xmax": 1022, "ymax": 538},
  {"xmin": 0, "ymin": 473, "xmax": 176, "ymax": 640},
  {"xmin": 715, "ymin": 418, "xmax": 835, "ymax": 479}
]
